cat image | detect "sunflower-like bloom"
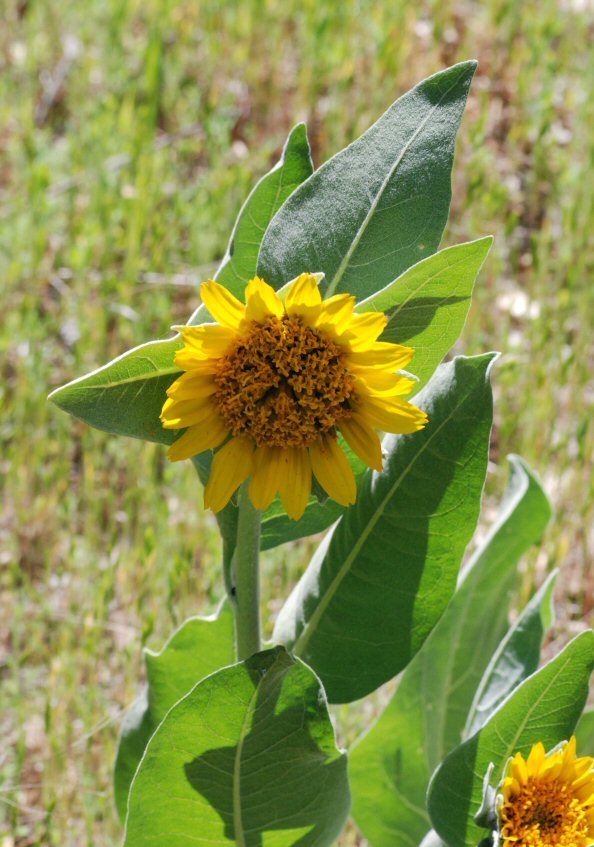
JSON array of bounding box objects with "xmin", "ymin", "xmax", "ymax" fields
[
  {"xmin": 499, "ymin": 737, "xmax": 594, "ymax": 847},
  {"xmin": 160, "ymin": 274, "xmax": 427, "ymax": 520}
]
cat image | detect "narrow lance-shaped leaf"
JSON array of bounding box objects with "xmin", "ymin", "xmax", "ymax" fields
[
  {"xmin": 48, "ymin": 124, "xmax": 313, "ymax": 444},
  {"xmin": 124, "ymin": 647, "xmax": 350, "ymax": 847},
  {"xmin": 258, "ymin": 61, "xmax": 477, "ymax": 301},
  {"xmin": 428, "ymin": 631, "xmax": 594, "ymax": 847},
  {"xmin": 274, "ymin": 353, "xmax": 496, "ymax": 704},
  {"xmin": 464, "ymin": 570, "xmax": 557, "ymax": 737},
  {"xmin": 188, "ymin": 123, "xmax": 313, "ymax": 321},
  {"xmin": 349, "ymin": 456, "xmax": 553, "ymax": 847},
  {"xmin": 114, "ymin": 604, "xmax": 235, "ymax": 821}
]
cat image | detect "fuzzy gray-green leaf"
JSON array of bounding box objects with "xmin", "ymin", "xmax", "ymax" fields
[
  {"xmin": 274, "ymin": 354, "xmax": 495, "ymax": 704},
  {"xmin": 114, "ymin": 605, "xmax": 235, "ymax": 821},
  {"xmin": 123, "ymin": 647, "xmax": 350, "ymax": 847},
  {"xmin": 349, "ymin": 456, "xmax": 552, "ymax": 847},
  {"xmin": 258, "ymin": 62, "xmax": 476, "ymax": 300}
]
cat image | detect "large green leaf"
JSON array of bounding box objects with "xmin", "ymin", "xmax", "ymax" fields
[
  {"xmin": 358, "ymin": 238, "xmax": 492, "ymax": 392},
  {"xmin": 464, "ymin": 570, "xmax": 556, "ymax": 737},
  {"xmin": 258, "ymin": 62, "xmax": 476, "ymax": 301},
  {"xmin": 349, "ymin": 456, "xmax": 552, "ymax": 847},
  {"xmin": 114, "ymin": 604, "xmax": 235, "ymax": 821},
  {"xmin": 49, "ymin": 124, "xmax": 313, "ymax": 442},
  {"xmin": 274, "ymin": 354, "xmax": 495, "ymax": 704},
  {"xmin": 428, "ymin": 631, "xmax": 594, "ymax": 847},
  {"xmin": 123, "ymin": 647, "xmax": 350, "ymax": 847}
]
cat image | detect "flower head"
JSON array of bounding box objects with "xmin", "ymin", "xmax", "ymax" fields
[
  {"xmin": 499, "ymin": 737, "xmax": 594, "ymax": 847},
  {"xmin": 161, "ymin": 274, "xmax": 427, "ymax": 519}
]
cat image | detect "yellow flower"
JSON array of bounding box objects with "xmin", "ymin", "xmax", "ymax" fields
[
  {"xmin": 499, "ymin": 737, "xmax": 594, "ymax": 847},
  {"xmin": 160, "ymin": 274, "xmax": 427, "ymax": 520}
]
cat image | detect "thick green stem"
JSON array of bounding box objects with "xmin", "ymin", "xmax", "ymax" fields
[{"xmin": 233, "ymin": 481, "xmax": 262, "ymax": 661}]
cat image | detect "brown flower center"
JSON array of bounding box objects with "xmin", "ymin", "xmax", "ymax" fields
[
  {"xmin": 500, "ymin": 778, "xmax": 589, "ymax": 847},
  {"xmin": 212, "ymin": 315, "xmax": 354, "ymax": 448}
]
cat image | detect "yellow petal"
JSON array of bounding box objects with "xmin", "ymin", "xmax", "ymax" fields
[
  {"xmin": 167, "ymin": 414, "xmax": 228, "ymax": 462},
  {"xmin": 278, "ymin": 447, "xmax": 312, "ymax": 521},
  {"xmin": 166, "ymin": 372, "xmax": 216, "ymax": 400},
  {"xmin": 249, "ymin": 447, "xmax": 282, "ymax": 511},
  {"xmin": 509, "ymin": 752, "xmax": 529, "ymax": 787},
  {"xmin": 160, "ymin": 395, "xmax": 215, "ymax": 429},
  {"xmin": 348, "ymin": 342, "xmax": 414, "ymax": 371},
  {"xmin": 526, "ymin": 742, "xmax": 546, "ymax": 776},
  {"xmin": 353, "ymin": 368, "xmax": 417, "ymax": 397},
  {"xmin": 502, "ymin": 776, "xmax": 520, "ymax": 800},
  {"xmin": 338, "ymin": 415, "xmax": 383, "ymax": 471},
  {"xmin": 357, "ymin": 395, "xmax": 428, "ymax": 434},
  {"xmin": 342, "ymin": 312, "xmax": 388, "ymax": 351},
  {"xmin": 284, "ymin": 273, "xmax": 323, "ymax": 323},
  {"xmin": 315, "ymin": 293, "xmax": 356, "ymax": 336},
  {"xmin": 176, "ymin": 324, "xmax": 237, "ymax": 359},
  {"xmin": 199, "ymin": 279, "xmax": 246, "ymax": 329},
  {"xmin": 204, "ymin": 436, "xmax": 255, "ymax": 512},
  {"xmin": 309, "ymin": 435, "xmax": 356, "ymax": 507},
  {"xmin": 173, "ymin": 350, "xmax": 219, "ymax": 374},
  {"xmin": 244, "ymin": 276, "xmax": 283, "ymax": 322}
]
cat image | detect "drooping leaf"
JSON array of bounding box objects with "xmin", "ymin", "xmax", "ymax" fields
[
  {"xmin": 114, "ymin": 604, "xmax": 235, "ymax": 821},
  {"xmin": 358, "ymin": 238, "xmax": 492, "ymax": 392},
  {"xmin": 427, "ymin": 631, "xmax": 594, "ymax": 847},
  {"xmin": 49, "ymin": 124, "xmax": 313, "ymax": 442},
  {"xmin": 349, "ymin": 456, "xmax": 552, "ymax": 847},
  {"xmin": 123, "ymin": 647, "xmax": 350, "ymax": 847},
  {"xmin": 575, "ymin": 709, "xmax": 594, "ymax": 751},
  {"xmin": 464, "ymin": 570, "xmax": 557, "ymax": 737},
  {"xmin": 258, "ymin": 62, "xmax": 476, "ymax": 301},
  {"xmin": 274, "ymin": 354, "xmax": 496, "ymax": 704}
]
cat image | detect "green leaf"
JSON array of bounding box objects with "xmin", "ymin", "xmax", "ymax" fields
[
  {"xmin": 358, "ymin": 238, "xmax": 493, "ymax": 392},
  {"xmin": 274, "ymin": 353, "xmax": 496, "ymax": 704},
  {"xmin": 427, "ymin": 630, "xmax": 594, "ymax": 847},
  {"xmin": 49, "ymin": 124, "xmax": 313, "ymax": 442},
  {"xmin": 464, "ymin": 570, "xmax": 557, "ymax": 737},
  {"xmin": 349, "ymin": 456, "xmax": 552, "ymax": 847},
  {"xmin": 114, "ymin": 604, "xmax": 235, "ymax": 821},
  {"xmin": 575, "ymin": 709, "xmax": 594, "ymax": 751},
  {"xmin": 258, "ymin": 62, "xmax": 476, "ymax": 301},
  {"xmin": 123, "ymin": 646, "xmax": 350, "ymax": 847},
  {"xmin": 261, "ymin": 496, "xmax": 344, "ymax": 551},
  {"xmin": 49, "ymin": 336, "xmax": 182, "ymax": 445},
  {"xmin": 189, "ymin": 123, "xmax": 313, "ymax": 321}
]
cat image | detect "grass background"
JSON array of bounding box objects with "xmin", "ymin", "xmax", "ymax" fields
[{"xmin": 1, "ymin": 0, "xmax": 593, "ymax": 844}]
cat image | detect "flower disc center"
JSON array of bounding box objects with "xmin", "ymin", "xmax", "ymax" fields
[
  {"xmin": 212, "ymin": 315, "xmax": 355, "ymax": 448},
  {"xmin": 501, "ymin": 779, "xmax": 588, "ymax": 846}
]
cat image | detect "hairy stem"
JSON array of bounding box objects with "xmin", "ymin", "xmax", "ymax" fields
[{"xmin": 233, "ymin": 482, "xmax": 262, "ymax": 661}]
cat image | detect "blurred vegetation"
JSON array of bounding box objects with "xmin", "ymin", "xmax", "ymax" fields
[{"xmin": 1, "ymin": 0, "xmax": 593, "ymax": 844}]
